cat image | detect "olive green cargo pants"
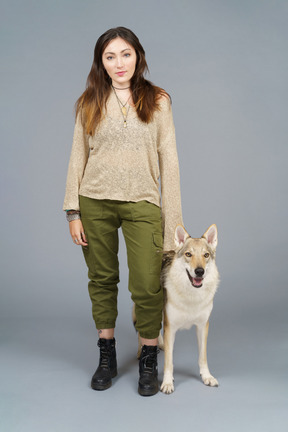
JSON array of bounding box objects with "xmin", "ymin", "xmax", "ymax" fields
[{"xmin": 79, "ymin": 196, "xmax": 163, "ymax": 339}]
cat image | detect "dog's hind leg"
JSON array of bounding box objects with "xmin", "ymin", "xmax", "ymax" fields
[
  {"xmin": 160, "ymin": 320, "xmax": 176, "ymax": 394},
  {"xmin": 196, "ymin": 321, "xmax": 219, "ymax": 387},
  {"xmin": 158, "ymin": 330, "xmax": 164, "ymax": 350}
]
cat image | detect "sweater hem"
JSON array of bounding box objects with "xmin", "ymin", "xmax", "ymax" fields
[{"xmin": 78, "ymin": 191, "xmax": 161, "ymax": 209}]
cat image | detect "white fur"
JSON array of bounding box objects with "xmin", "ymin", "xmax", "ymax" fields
[{"xmin": 160, "ymin": 224, "xmax": 220, "ymax": 394}]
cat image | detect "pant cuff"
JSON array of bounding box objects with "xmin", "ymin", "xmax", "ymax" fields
[
  {"xmin": 95, "ymin": 321, "xmax": 116, "ymax": 330},
  {"xmin": 138, "ymin": 328, "xmax": 161, "ymax": 340}
]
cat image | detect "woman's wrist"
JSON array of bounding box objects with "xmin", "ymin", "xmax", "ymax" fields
[{"xmin": 66, "ymin": 210, "xmax": 81, "ymax": 222}]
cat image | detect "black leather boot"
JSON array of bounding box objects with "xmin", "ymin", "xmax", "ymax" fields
[
  {"xmin": 138, "ymin": 345, "xmax": 159, "ymax": 396},
  {"xmin": 91, "ymin": 338, "xmax": 117, "ymax": 391}
]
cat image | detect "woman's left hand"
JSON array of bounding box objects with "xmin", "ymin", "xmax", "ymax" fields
[{"xmin": 69, "ymin": 219, "xmax": 88, "ymax": 246}]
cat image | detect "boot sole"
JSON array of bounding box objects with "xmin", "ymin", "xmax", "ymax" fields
[
  {"xmin": 138, "ymin": 384, "xmax": 159, "ymax": 397},
  {"xmin": 91, "ymin": 381, "xmax": 112, "ymax": 391},
  {"xmin": 91, "ymin": 370, "xmax": 117, "ymax": 391}
]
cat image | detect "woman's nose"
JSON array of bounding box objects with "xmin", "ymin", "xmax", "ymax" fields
[{"xmin": 116, "ymin": 56, "xmax": 124, "ymax": 68}]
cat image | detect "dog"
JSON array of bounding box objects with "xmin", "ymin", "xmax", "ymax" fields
[{"xmin": 160, "ymin": 224, "xmax": 220, "ymax": 394}]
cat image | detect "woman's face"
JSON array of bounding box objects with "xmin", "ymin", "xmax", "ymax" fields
[{"xmin": 102, "ymin": 37, "xmax": 137, "ymax": 88}]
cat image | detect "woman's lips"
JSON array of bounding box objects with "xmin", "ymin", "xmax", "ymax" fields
[{"xmin": 116, "ymin": 71, "xmax": 126, "ymax": 76}]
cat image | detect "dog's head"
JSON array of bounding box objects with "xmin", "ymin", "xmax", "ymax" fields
[{"xmin": 174, "ymin": 224, "xmax": 218, "ymax": 288}]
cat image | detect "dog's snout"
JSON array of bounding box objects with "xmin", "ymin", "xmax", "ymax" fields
[{"xmin": 195, "ymin": 267, "xmax": 205, "ymax": 277}]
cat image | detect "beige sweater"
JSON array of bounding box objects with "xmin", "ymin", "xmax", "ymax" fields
[{"xmin": 63, "ymin": 91, "xmax": 183, "ymax": 250}]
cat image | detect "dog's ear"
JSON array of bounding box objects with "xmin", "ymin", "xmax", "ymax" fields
[
  {"xmin": 175, "ymin": 225, "xmax": 190, "ymax": 248},
  {"xmin": 202, "ymin": 224, "xmax": 218, "ymax": 251}
]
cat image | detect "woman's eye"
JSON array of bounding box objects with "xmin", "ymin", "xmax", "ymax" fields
[
  {"xmin": 204, "ymin": 253, "xmax": 210, "ymax": 258},
  {"xmin": 106, "ymin": 56, "xmax": 113, "ymax": 60},
  {"xmin": 185, "ymin": 252, "xmax": 192, "ymax": 257},
  {"xmin": 124, "ymin": 53, "xmax": 130, "ymax": 57}
]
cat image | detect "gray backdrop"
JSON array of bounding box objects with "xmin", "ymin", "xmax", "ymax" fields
[{"xmin": 1, "ymin": 0, "xmax": 287, "ymax": 431}]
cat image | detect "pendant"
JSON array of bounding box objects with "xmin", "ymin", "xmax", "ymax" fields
[
  {"xmin": 124, "ymin": 120, "xmax": 127, "ymax": 128},
  {"xmin": 122, "ymin": 106, "xmax": 127, "ymax": 116}
]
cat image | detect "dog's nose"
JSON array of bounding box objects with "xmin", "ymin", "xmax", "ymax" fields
[{"xmin": 195, "ymin": 267, "xmax": 204, "ymax": 277}]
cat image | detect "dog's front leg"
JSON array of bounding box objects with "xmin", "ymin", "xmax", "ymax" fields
[
  {"xmin": 160, "ymin": 319, "xmax": 176, "ymax": 394},
  {"xmin": 196, "ymin": 321, "xmax": 219, "ymax": 387}
]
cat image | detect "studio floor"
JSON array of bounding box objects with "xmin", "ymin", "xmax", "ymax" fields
[{"xmin": 0, "ymin": 312, "xmax": 286, "ymax": 432}]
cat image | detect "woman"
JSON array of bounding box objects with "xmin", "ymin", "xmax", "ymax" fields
[{"xmin": 63, "ymin": 27, "xmax": 182, "ymax": 396}]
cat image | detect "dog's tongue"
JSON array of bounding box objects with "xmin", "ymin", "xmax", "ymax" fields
[{"xmin": 192, "ymin": 278, "xmax": 203, "ymax": 287}]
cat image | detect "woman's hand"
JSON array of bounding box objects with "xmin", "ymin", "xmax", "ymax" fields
[{"xmin": 69, "ymin": 219, "xmax": 88, "ymax": 246}]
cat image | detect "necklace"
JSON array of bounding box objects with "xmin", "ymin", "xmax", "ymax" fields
[
  {"xmin": 112, "ymin": 85, "xmax": 131, "ymax": 90},
  {"xmin": 112, "ymin": 86, "xmax": 131, "ymax": 128}
]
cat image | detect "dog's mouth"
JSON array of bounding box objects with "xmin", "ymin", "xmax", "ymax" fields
[{"xmin": 186, "ymin": 270, "xmax": 203, "ymax": 288}]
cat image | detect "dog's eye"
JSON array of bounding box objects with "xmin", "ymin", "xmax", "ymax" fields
[
  {"xmin": 185, "ymin": 252, "xmax": 192, "ymax": 257},
  {"xmin": 204, "ymin": 253, "xmax": 210, "ymax": 258}
]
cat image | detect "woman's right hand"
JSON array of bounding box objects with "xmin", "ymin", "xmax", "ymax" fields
[{"xmin": 69, "ymin": 219, "xmax": 88, "ymax": 246}]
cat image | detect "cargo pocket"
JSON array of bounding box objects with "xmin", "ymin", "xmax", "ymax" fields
[{"xmin": 150, "ymin": 232, "xmax": 163, "ymax": 275}]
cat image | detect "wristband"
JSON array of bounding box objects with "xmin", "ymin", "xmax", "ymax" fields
[{"xmin": 66, "ymin": 212, "xmax": 81, "ymax": 222}]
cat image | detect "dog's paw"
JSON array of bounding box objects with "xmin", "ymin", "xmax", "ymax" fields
[
  {"xmin": 160, "ymin": 380, "xmax": 174, "ymax": 394},
  {"xmin": 201, "ymin": 373, "xmax": 219, "ymax": 387}
]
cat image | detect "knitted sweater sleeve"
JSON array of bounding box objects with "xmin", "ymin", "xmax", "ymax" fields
[
  {"xmin": 157, "ymin": 97, "xmax": 183, "ymax": 250},
  {"xmin": 63, "ymin": 112, "xmax": 89, "ymax": 211}
]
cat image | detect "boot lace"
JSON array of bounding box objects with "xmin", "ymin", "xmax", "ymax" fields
[
  {"xmin": 98, "ymin": 341, "xmax": 113, "ymax": 368},
  {"xmin": 141, "ymin": 349, "xmax": 159, "ymax": 372}
]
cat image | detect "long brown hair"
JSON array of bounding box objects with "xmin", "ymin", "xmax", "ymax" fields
[{"xmin": 75, "ymin": 27, "xmax": 169, "ymax": 135}]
